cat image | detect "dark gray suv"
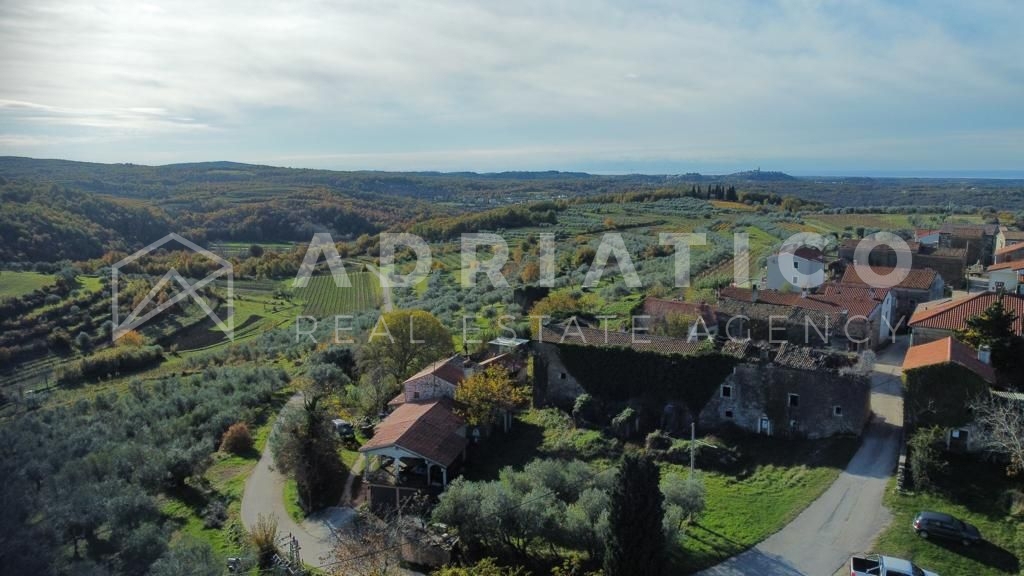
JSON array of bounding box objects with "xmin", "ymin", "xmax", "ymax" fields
[{"xmin": 913, "ymin": 510, "xmax": 982, "ymax": 546}]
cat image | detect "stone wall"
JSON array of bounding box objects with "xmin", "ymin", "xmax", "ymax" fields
[
  {"xmin": 531, "ymin": 342, "xmax": 586, "ymax": 408},
  {"xmin": 699, "ymin": 362, "xmax": 871, "ymax": 439}
]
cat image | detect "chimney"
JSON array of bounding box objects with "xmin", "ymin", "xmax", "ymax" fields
[
  {"xmin": 978, "ymin": 344, "xmax": 992, "ymax": 365},
  {"xmin": 869, "ymin": 287, "xmax": 876, "ymax": 300},
  {"xmin": 752, "ymin": 284, "xmax": 759, "ymax": 303},
  {"xmin": 800, "ymin": 288, "xmax": 808, "ymax": 298}
]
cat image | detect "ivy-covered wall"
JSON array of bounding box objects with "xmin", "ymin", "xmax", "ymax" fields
[
  {"xmin": 552, "ymin": 343, "xmax": 738, "ymax": 419},
  {"xmin": 903, "ymin": 363, "xmax": 990, "ymax": 429}
]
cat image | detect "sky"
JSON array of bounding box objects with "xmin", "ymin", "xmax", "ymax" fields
[{"xmin": 0, "ymin": 0, "xmax": 1022, "ymax": 175}]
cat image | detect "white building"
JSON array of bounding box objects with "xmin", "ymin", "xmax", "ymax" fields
[
  {"xmin": 986, "ymin": 260, "xmax": 1024, "ymax": 293},
  {"xmin": 766, "ymin": 246, "xmax": 825, "ymax": 291}
]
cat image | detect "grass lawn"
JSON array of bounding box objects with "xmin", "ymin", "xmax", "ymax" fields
[
  {"xmin": 874, "ymin": 455, "xmax": 1022, "ymax": 575},
  {"xmin": 284, "ymin": 478, "xmax": 305, "ymax": 522},
  {"xmin": 669, "ymin": 434, "xmax": 860, "ymax": 574},
  {"xmin": 462, "ymin": 408, "xmax": 621, "ymax": 481},
  {"xmin": 0, "ymin": 270, "xmax": 55, "ymax": 298},
  {"xmin": 460, "ymin": 408, "xmax": 859, "ymax": 575}
]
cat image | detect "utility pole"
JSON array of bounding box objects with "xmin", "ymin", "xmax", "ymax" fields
[{"xmin": 690, "ymin": 422, "xmax": 695, "ymax": 480}]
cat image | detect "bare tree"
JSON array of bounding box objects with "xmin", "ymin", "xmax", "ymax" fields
[
  {"xmin": 972, "ymin": 395, "xmax": 1024, "ymax": 475},
  {"xmin": 330, "ymin": 517, "xmax": 404, "ymax": 576}
]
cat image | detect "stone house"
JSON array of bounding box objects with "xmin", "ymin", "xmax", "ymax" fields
[
  {"xmin": 994, "ymin": 242, "xmax": 1024, "ymax": 264},
  {"xmin": 902, "ymin": 336, "xmax": 996, "ymax": 453},
  {"xmin": 716, "ymin": 284, "xmax": 895, "ymax": 351},
  {"xmin": 531, "ymin": 323, "xmax": 707, "ymax": 407},
  {"xmin": 838, "ymin": 238, "xmax": 967, "ymax": 288},
  {"xmin": 939, "ymin": 222, "xmax": 998, "ymax": 266},
  {"xmin": 995, "ymin": 228, "xmax": 1024, "ymax": 251},
  {"xmin": 388, "ymin": 355, "xmax": 466, "ymax": 408},
  {"xmin": 699, "ymin": 341, "xmax": 871, "ymax": 439},
  {"xmin": 839, "ymin": 265, "xmax": 944, "ymax": 330},
  {"xmin": 641, "ymin": 297, "xmax": 719, "ymax": 341}
]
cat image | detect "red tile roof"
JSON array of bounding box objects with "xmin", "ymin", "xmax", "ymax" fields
[
  {"xmin": 903, "ymin": 337, "xmax": 996, "ymax": 384},
  {"xmin": 908, "ymin": 291, "xmax": 1024, "ymax": 335},
  {"xmin": 403, "ymin": 355, "xmax": 465, "ymax": 386},
  {"xmin": 840, "ymin": 265, "xmax": 938, "ymax": 290},
  {"xmin": 359, "ymin": 399, "xmax": 467, "ymax": 467},
  {"xmin": 477, "ymin": 352, "xmax": 522, "ymax": 372},
  {"xmin": 534, "ymin": 322, "xmax": 708, "ymax": 355},
  {"xmin": 995, "ymin": 243, "xmax": 1024, "ymax": 257},
  {"xmin": 719, "ymin": 285, "xmax": 882, "ymax": 319},
  {"xmin": 987, "ymin": 259, "xmax": 1024, "ymax": 272},
  {"xmin": 642, "ymin": 297, "xmax": 717, "ymax": 326}
]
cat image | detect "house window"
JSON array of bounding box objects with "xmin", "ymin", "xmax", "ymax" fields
[
  {"xmin": 725, "ymin": 410, "xmax": 734, "ymax": 418},
  {"xmin": 788, "ymin": 393, "xmax": 800, "ymax": 408},
  {"xmin": 833, "ymin": 405, "xmax": 843, "ymax": 417},
  {"xmin": 792, "ymin": 276, "xmax": 798, "ymax": 284},
  {"xmin": 794, "ymin": 261, "xmax": 799, "ymax": 269},
  {"xmin": 413, "ymin": 391, "xmax": 420, "ymax": 399},
  {"xmin": 721, "ymin": 385, "xmax": 732, "ymax": 398},
  {"xmin": 560, "ymin": 372, "xmax": 567, "ymax": 380},
  {"xmin": 789, "ymin": 419, "xmax": 799, "ymax": 430}
]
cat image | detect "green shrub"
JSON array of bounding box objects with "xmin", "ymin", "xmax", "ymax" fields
[{"xmin": 908, "ymin": 426, "xmax": 947, "ymax": 491}]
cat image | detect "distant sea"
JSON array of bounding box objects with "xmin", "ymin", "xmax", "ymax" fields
[{"xmin": 793, "ymin": 170, "xmax": 1024, "ymax": 180}]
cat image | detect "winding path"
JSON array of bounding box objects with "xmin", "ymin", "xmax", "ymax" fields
[
  {"xmin": 697, "ymin": 338, "xmax": 908, "ymax": 576},
  {"xmin": 240, "ymin": 393, "xmax": 356, "ymax": 568}
]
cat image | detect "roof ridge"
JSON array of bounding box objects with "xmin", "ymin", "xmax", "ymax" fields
[{"xmin": 911, "ymin": 291, "xmax": 989, "ymax": 324}]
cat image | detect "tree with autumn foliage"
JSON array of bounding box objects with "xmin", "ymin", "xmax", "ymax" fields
[{"xmin": 455, "ymin": 366, "xmax": 530, "ymax": 433}]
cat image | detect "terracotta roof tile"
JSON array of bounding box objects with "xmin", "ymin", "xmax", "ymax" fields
[
  {"xmin": 772, "ymin": 342, "xmax": 858, "ymax": 371},
  {"xmin": 840, "ymin": 266, "xmax": 938, "ymax": 290},
  {"xmin": 987, "ymin": 259, "xmax": 1024, "ymax": 272},
  {"xmin": 403, "ymin": 355, "xmax": 466, "ymax": 386},
  {"xmin": 642, "ymin": 297, "xmax": 718, "ymax": 326},
  {"xmin": 359, "ymin": 399, "xmax": 467, "ymax": 467},
  {"xmin": 908, "ymin": 291, "xmax": 1024, "ymax": 335},
  {"xmin": 720, "ymin": 340, "xmax": 856, "ymax": 372},
  {"xmin": 718, "ymin": 286, "xmax": 881, "ymax": 319},
  {"xmin": 903, "ymin": 337, "xmax": 996, "ymax": 384},
  {"xmin": 995, "ymin": 243, "xmax": 1024, "ymax": 257},
  {"xmin": 940, "ymin": 223, "xmax": 998, "ymax": 236}
]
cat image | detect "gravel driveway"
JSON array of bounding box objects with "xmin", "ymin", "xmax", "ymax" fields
[{"xmin": 697, "ymin": 338, "xmax": 908, "ymax": 576}]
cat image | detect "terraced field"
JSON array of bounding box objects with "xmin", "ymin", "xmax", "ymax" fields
[{"xmin": 294, "ymin": 271, "xmax": 382, "ymax": 317}]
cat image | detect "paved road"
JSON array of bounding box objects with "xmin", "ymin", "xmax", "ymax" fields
[
  {"xmin": 698, "ymin": 338, "xmax": 907, "ymax": 576},
  {"xmin": 240, "ymin": 393, "xmax": 356, "ymax": 568}
]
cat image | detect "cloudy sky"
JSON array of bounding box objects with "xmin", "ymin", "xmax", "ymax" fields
[{"xmin": 0, "ymin": 0, "xmax": 1021, "ymax": 174}]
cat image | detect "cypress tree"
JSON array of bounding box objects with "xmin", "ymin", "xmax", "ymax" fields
[{"xmin": 604, "ymin": 453, "xmax": 666, "ymax": 576}]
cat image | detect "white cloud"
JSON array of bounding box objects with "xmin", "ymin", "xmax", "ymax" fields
[{"xmin": 0, "ymin": 0, "xmax": 1021, "ymax": 170}]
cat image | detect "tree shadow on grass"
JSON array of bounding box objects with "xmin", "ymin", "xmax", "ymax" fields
[
  {"xmin": 929, "ymin": 538, "xmax": 1020, "ymax": 573},
  {"xmin": 725, "ymin": 433, "xmax": 862, "ymax": 481},
  {"xmin": 461, "ymin": 417, "xmax": 545, "ymax": 481}
]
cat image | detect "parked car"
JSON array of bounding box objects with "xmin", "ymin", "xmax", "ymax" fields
[
  {"xmin": 913, "ymin": 510, "xmax": 982, "ymax": 546},
  {"xmin": 850, "ymin": 554, "xmax": 939, "ymax": 576},
  {"xmin": 332, "ymin": 418, "xmax": 355, "ymax": 438}
]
